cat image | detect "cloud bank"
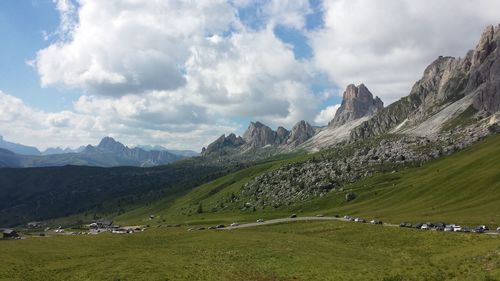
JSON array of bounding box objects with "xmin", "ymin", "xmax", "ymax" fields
[{"xmin": 1, "ymin": 0, "xmax": 499, "ymax": 150}]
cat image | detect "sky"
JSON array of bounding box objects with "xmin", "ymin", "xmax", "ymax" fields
[{"xmin": 0, "ymin": 0, "xmax": 499, "ymax": 151}]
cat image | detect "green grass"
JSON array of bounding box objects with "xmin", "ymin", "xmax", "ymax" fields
[
  {"xmin": 297, "ymin": 134, "xmax": 500, "ymax": 226},
  {"xmin": 2, "ymin": 135, "xmax": 500, "ymax": 280},
  {"xmin": 116, "ymin": 134, "xmax": 500, "ymax": 228},
  {"xmin": 1, "ymin": 221, "xmax": 499, "ymax": 281}
]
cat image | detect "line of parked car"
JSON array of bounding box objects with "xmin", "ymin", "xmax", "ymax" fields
[
  {"xmin": 398, "ymin": 222, "xmax": 497, "ymax": 233},
  {"xmin": 342, "ymin": 215, "xmax": 500, "ymax": 234},
  {"xmin": 342, "ymin": 215, "xmax": 382, "ymax": 225}
]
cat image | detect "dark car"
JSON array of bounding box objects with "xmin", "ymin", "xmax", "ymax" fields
[
  {"xmin": 399, "ymin": 222, "xmax": 407, "ymax": 227},
  {"xmin": 208, "ymin": 226, "xmax": 216, "ymax": 230},
  {"xmin": 334, "ymin": 214, "xmax": 340, "ymax": 218},
  {"xmin": 216, "ymin": 224, "xmax": 225, "ymax": 229},
  {"xmin": 290, "ymin": 214, "xmax": 297, "ymax": 218},
  {"xmin": 435, "ymin": 226, "xmax": 445, "ymax": 231},
  {"xmin": 413, "ymin": 223, "xmax": 423, "ymax": 229},
  {"xmin": 472, "ymin": 227, "xmax": 485, "ymax": 233}
]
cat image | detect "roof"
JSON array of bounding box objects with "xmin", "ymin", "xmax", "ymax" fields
[{"xmin": 2, "ymin": 229, "xmax": 16, "ymax": 234}]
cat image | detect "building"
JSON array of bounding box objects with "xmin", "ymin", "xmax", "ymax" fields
[{"xmin": 2, "ymin": 229, "xmax": 19, "ymax": 239}]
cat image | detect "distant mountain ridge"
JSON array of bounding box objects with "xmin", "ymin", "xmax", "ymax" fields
[
  {"xmin": 0, "ymin": 136, "xmax": 41, "ymax": 155},
  {"xmin": 135, "ymin": 145, "xmax": 199, "ymax": 157},
  {"xmin": 0, "ymin": 137, "xmax": 187, "ymax": 168}
]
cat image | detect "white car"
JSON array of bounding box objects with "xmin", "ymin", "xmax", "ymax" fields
[
  {"xmin": 256, "ymin": 219, "xmax": 264, "ymax": 223},
  {"xmin": 497, "ymin": 227, "xmax": 500, "ymax": 233},
  {"xmin": 230, "ymin": 223, "xmax": 239, "ymax": 227},
  {"xmin": 421, "ymin": 224, "xmax": 430, "ymax": 230},
  {"xmin": 453, "ymin": 225, "xmax": 462, "ymax": 232}
]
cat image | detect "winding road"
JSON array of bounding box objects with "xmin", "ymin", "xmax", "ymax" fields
[{"xmin": 221, "ymin": 216, "xmax": 499, "ymax": 235}]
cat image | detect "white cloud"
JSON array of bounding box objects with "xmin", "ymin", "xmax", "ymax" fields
[
  {"xmin": 35, "ymin": 0, "xmax": 238, "ymax": 96},
  {"xmin": 17, "ymin": 0, "xmax": 499, "ymax": 151},
  {"xmin": 314, "ymin": 104, "xmax": 340, "ymax": 125},
  {"xmin": 310, "ymin": 0, "xmax": 500, "ymax": 104},
  {"xmin": 0, "ymin": 91, "xmax": 236, "ymax": 150},
  {"xmin": 262, "ymin": 0, "xmax": 311, "ymax": 29}
]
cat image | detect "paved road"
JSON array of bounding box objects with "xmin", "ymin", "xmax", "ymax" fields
[{"xmin": 221, "ymin": 216, "xmax": 499, "ymax": 235}]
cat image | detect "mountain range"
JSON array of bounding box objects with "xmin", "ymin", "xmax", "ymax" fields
[
  {"xmin": 0, "ymin": 136, "xmax": 196, "ymax": 168},
  {"xmin": 202, "ymin": 25, "xmax": 500, "ymax": 157}
]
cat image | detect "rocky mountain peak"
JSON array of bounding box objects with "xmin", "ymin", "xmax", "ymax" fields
[
  {"xmin": 287, "ymin": 120, "xmax": 316, "ymax": 147},
  {"xmin": 276, "ymin": 126, "xmax": 290, "ymax": 144},
  {"xmin": 329, "ymin": 83, "xmax": 384, "ymax": 127},
  {"xmin": 97, "ymin": 137, "xmax": 126, "ymax": 152},
  {"xmin": 243, "ymin": 121, "xmax": 277, "ymax": 148},
  {"xmin": 201, "ymin": 133, "xmax": 245, "ymax": 155},
  {"xmin": 471, "ymin": 24, "xmax": 498, "ymax": 67}
]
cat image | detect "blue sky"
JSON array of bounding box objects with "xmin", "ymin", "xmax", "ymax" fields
[
  {"xmin": 0, "ymin": 0, "xmax": 498, "ymax": 150},
  {"xmin": 0, "ymin": 0, "xmax": 79, "ymax": 111},
  {"xmin": 0, "ymin": 0, "xmax": 334, "ymax": 113}
]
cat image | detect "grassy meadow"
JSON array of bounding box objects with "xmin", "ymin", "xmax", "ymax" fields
[{"xmin": 1, "ymin": 220, "xmax": 499, "ymax": 281}]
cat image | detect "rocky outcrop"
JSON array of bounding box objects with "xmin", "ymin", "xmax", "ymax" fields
[
  {"xmin": 287, "ymin": 120, "xmax": 316, "ymax": 147},
  {"xmin": 243, "ymin": 122, "xmax": 279, "ymax": 148},
  {"xmin": 470, "ymin": 25, "xmax": 500, "ymax": 114},
  {"xmin": 201, "ymin": 133, "xmax": 245, "ymax": 156},
  {"xmin": 202, "ymin": 120, "xmax": 318, "ymax": 156},
  {"xmin": 276, "ymin": 126, "xmax": 290, "ymax": 144},
  {"xmin": 329, "ymin": 84, "xmax": 383, "ymax": 127},
  {"xmin": 351, "ymin": 24, "xmax": 500, "ymax": 139},
  {"xmin": 235, "ymin": 123, "xmax": 492, "ymax": 209}
]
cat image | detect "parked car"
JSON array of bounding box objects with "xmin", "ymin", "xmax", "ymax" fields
[
  {"xmin": 453, "ymin": 225, "xmax": 462, "ymax": 232},
  {"xmin": 472, "ymin": 227, "xmax": 484, "ymax": 233},
  {"xmin": 496, "ymin": 227, "xmax": 500, "ymax": 233},
  {"xmin": 343, "ymin": 215, "xmax": 351, "ymax": 220},
  {"xmin": 208, "ymin": 226, "xmax": 216, "ymax": 230},
  {"xmin": 444, "ymin": 226, "xmax": 454, "ymax": 232},
  {"xmin": 435, "ymin": 226, "xmax": 445, "ymax": 231},
  {"xmin": 476, "ymin": 225, "xmax": 489, "ymax": 231},
  {"xmin": 216, "ymin": 224, "xmax": 225, "ymax": 229},
  {"xmin": 334, "ymin": 214, "xmax": 340, "ymax": 218},
  {"xmin": 230, "ymin": 223, "xmax": 239, "ymax": 227},
  {"xmin": 413, "ymin": 223, "xmax": 423, "ymax": 229},
  {"xmin": 462, "ymin": 227, "xmax": 471, "ymax": 233},
  {"xmin": 399, "ymin": 222, "xmax": 407, "ymax": 227},
  {"xmin": 256, "ymin": 219, "xmax": 264, "ymax": 223},
  {"xmin": 316, "ymin": 214, "xmax": 324, "ymax": 217},
  {"xmin": 421, "ymin": 224, "xmax": 430, "ymax": 230},
  {"xmin": 290, "ymin": 214, "xmax": 297, "ymax": 218},
  {"xmin": 354, "ymin": 218, "xmax": 366, "ymax": 223},
  {"xmin": 370, "ymin": 220, "xmax": 382, "ymax": 225}
]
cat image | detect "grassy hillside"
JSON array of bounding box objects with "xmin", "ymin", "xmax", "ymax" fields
[
  {"xmin": 1, "ymin": 221, "xmax": 499, "ymax": 281},
  {"xmin": 116, "ymin": 134, "xmax": 500, "ymax": 227}
]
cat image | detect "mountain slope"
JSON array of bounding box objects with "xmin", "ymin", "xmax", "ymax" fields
[
  {"xmin": 116, "ymin": 133, "xmax": 500, "ymax": 227},
  {"xmin": 0, "ymin": 136, "xmax": 41, "ymax": 155},
  {"xmin": 352, "ymin": 24, "xmax": 500, "ymax": 139}
]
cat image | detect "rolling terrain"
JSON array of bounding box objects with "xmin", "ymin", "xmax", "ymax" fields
[{"xmin": 114, "ymin": 133, "xmax": 500, "ymax": 228}]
